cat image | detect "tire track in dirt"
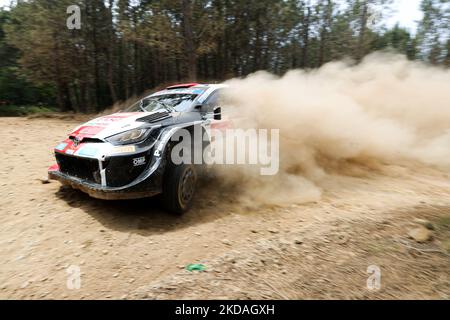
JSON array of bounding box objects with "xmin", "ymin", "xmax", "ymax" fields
[{"xmin": 0, "ymin": 117, "xmax": 449, "ymax": 299}]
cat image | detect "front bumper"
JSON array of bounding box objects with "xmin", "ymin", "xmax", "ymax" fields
[
  {"xmin": 49, "ymin": 145, "xmax": 166, "ymax": 200},
  {"xmin": 48, "ymin": 169, "xmax": 162, "ymax": 200}
]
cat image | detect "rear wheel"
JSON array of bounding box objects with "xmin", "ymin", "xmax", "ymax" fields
[{"xmin": 161, "ymin": 164, "xmax": 197, "ymax": 214}]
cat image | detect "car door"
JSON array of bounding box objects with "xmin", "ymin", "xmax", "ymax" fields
[{"xmin": 202, "ymin": 90, "xmax": 222, "ymax": 121}]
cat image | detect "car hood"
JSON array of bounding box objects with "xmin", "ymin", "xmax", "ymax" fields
[{"xmin": 69, "ymin": 111, "xmax": 174, "ymax": 141}]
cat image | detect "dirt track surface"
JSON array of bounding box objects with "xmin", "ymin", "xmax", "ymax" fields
[{"xmin": 0, "ymin": 117, "xmax": 449, "ymax": 300}]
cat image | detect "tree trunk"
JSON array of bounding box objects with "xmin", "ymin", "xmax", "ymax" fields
[
  {"xmin": 91, "ymin": 1, "xmax": 100, "ymax": 112},
  {"xmin": 53, "ymin": 33, "xmax": 71, "ymax": 111},
  {"xmin": 107, "ymin": 0, "xmax": 118, "ymax": 103},
  {"xmin": 319, "ymin": 0, "xmax": 333, "ymax": 67},
  {"xmin": 301, "ymin": 6, "xmax": 311, "ymax": 68},
  {"xmin": 182, "ymin": 0, "xmax": 197, "ymax": 81},
  {"xmin": 253, "ymin": 9, "xmax": 262, "ymax": 71},
  {"xmin": 357, "ymin": 0, "xmax": 368, "ymax": 61}
]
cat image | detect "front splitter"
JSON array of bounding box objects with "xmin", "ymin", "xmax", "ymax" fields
[{"xmin": 48, "ymin": 170, "xmax": 159, "ymax": 200}]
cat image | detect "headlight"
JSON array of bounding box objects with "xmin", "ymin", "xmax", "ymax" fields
[{"xmin": 106, "ymin": 128, "xmax": 150, "ymax": 145}]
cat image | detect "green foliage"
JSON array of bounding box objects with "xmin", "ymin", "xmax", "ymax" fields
[
  {"xmin": 374, "ymin": 24, "xmax": 418, "ymax": 59},
  {"xmin": 417, "ymin": 0, "xmax": 450, "ymax": 64},
  {"xmin": 0, "ymin": 0, "xmax": 448, "ymax": 114},
  {"xmin": 0, "ymin": 9, "xmax": 55, "ymax": 107},
  {"xmin": 0, "ymin": 104, "xmax": 56, "ymax": 117}
]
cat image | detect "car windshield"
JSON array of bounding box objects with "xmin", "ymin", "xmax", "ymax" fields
[{"xmin": 125, "ymin": 94, "xmax": 198, "ymax": 113}]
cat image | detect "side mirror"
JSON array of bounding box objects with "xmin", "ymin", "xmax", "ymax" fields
[
  {"xmin": 194, "ymin": 104, "xmax": 203, "ymax": 111},
  {"xmin": 214, "ymin": 107, "xmax": 222, "ymax": 120}
]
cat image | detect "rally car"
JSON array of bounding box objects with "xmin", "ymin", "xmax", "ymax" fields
[{"xmin": 48, "ymin": 83, "xmax": 227, "ymax": 214}]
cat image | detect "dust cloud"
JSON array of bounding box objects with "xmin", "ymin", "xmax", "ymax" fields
[{"xmin": 217, "ymin": 53, "xmax": 450, "ymax": 206}]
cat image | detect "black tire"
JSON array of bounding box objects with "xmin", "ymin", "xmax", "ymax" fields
[{"xmin": 161, "ymin": 163, "xmax": 197, "ymax": 214}]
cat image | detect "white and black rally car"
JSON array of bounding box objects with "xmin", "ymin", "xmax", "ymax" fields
[{"xmin": 48, "ymin": 83, "xmax": 229, "ymax": 213}]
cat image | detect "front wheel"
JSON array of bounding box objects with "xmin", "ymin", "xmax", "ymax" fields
[{"xmin": 161, "ymin": 164, "xmax": 197, "ymax": 214}]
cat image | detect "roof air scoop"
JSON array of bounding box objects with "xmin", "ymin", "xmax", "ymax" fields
[{"xmin": 166, "ymin": 83, "xmax": 200, "ymax": 90}]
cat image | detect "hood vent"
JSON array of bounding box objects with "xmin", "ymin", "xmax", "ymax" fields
[{"xmin": 137, "ymin": 111, "xmax": 170, "ymax": 123}]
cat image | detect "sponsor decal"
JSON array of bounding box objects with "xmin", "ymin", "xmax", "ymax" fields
[
  {"xmin": 48, "ymin": 164, "xmax": 59, "ymax": 172},
  {"xmin": 152, "ymin": 88, "xmax": 204, "ymax": 96},
  {"xmin": 85, "ymin": 113, "xmax": 139, "ymax": 126},
  {"xmin": 133, "ymin": 156, "xmax": 146, "ymax": 166},
  {"xmin": 112, "ymin": 145, "xmax": 136, "ymax": 154},
  {"xmin": 78, "ymin": 146, "xmax": 98, "ymax": 157},
  {"xmin": 211, "ymin": 120, "xmax": 233, "ymax": 130},
  {"xmin": 66, "ymin": 149, "xmax": 75, "ymax": 155},
  {"xmin": 71, "ymin": 126, "xmax": 105, "ymax": 137},
  {"xmin": 55, "ymin": 142, "xmax": 68, "ymax": 151}
]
